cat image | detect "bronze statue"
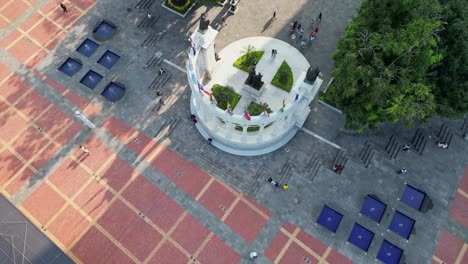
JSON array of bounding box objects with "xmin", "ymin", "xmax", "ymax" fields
[
  {"xmin": 199, "ymin": 14, "xmax": 210, "ymax": 31},
  {"xmin": 305, "ymin": 66, "xmax": 320, "ymax": 84}
]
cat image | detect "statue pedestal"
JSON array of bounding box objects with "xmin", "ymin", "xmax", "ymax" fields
[{"xmin": 242, "ymin": 84, "xmax": 264, "ymax": 100}]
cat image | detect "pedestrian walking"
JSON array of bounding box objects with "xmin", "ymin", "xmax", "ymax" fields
[
  {"xmin": 317, "ymin": 12, "xmax": 322, "ymax": 23},
  {"xmin": 437, "ymin": 141, "xmax": 449, "ymax": 149},
  {"xmin": 147, "ymin": 13, "xmax": 152, "ymax": 19},
  {"xmin": 156, "ymin": 89, "xmax": 161, "ymax": 96},
  {"xmin": 271, "ymin": 49, "xmax": 275, "ymax": 57},
  {"xmin": 272, "ymin": 9, "xmax": 277, "ymax": 20},
  {"xmin": 60, "ymin": 3, "xmax": 68, "ymax": 12},
  {"xmin": 291, "ymin": 33, "xmax": 296, "ymax": 41},
  {"xmin": 282, "ymin": 184, "xmax": 288, "ymax": 190},
  {"xmin": 403, "ymin": 144, "xmax": 410, "ymax": 151},
  {"xmin": 299, "ymin": 28, "xmax": 304, "ymax": 38},
  {"xmin": 309, "ymin": 32, "xmax": 315, "ymax": 46},
  {"xmin": 293, "ymin": 21, "xmax": 298, "ymax": 30},
  {"xmin": 314, "ymin": 26, "xmax": 319, "ymax": 36},
  {"xmin": 273, "ymin": 49, "xmax": 277, "ymax": 58},
  {"xmin": 207, "ymin": 138, "xmax": 212, "ymax": 144},
  {"xmin": 300, "ymin": 37, "xmax": 307, "ymax": 48},
  {"xmin": 221, "ymin": 17, "xmax": 227, "ymax": 26},
  {"xmin": 159, "ymin": 68, "xmax": 165, "ymax": 75},
  {"xmin": 297, "ymin": 23, "xmax": 302, "ymax": 32},
  {"xmin": 268, "ymin": 177, "xmax": 277, "ymax": 186},
  {"xmin": 396, "ymin": 168, "xmax": 407, "ymax": 174},
  {"xmin": 159, "ymin": 97, "xmax": 165, "ymax": 105},
  {"xmin": 79, "ymin": 145, "xmax": 90, "ymax": 154},
  {"xmin": 249, "ymin": 252, "xmax": 258, "ymax": 259}
]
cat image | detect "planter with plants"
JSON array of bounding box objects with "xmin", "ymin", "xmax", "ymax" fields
[{"xmin": 162, "ymin": 0, "xmax": 197, "ymax": 18}]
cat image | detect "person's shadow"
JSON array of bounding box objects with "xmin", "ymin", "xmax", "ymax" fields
[
  {"xmin": 261, "ymin": 18, "xmax": 274, "ymax": 33},
  {"xmin": 68, "ymin": 152, "xmax": 89, "ymax": 169}
]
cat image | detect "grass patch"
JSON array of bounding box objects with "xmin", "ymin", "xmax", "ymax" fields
[
  {"xmin": 165, "ymin": 0, "xmax": 195, "ymax": 14},
  {"xmin": 247, "ymin": 101, "xmax": 272, "ymax": 116},
  {"xmin": 235, "ymin": 123, "xmax": 272, "ymax": 131},
  {"xmin": 233, "ymin": 50, "xmax": 264, "ymax": 72},
  {"xmin": 211, "ymin": 84, "xmax": 241, "ymax": 110},
  {"xmin": 271, "ymin": 60, "xmax": 293, "ymax": 92}
]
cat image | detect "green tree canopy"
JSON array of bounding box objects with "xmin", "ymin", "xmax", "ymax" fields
[
  {"xmin": 431, "ymin": 0, "xmax": 468, "ymax": 118},
  {"xmin": 324, "ymin": 0, "xmax": 443, "ymax": 131}
]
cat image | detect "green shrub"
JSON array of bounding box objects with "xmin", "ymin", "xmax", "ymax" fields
[
  {"xmin": 235, "ymin": 123, "xmax": 272, "ymax": 131},
  {"xmin": 247, "ymin": 101, "xmax": 272, "ymax": 116},
  {"xmin": 211, "ymin": 84, "xmax": 241, "ymax": 110},
  {"xmin": 165, "ymin": 0, "xmax": 194, "ymax": 13},
  {"xmin": 271, "ymin": 60, "xmax": 293, "ymax": 92},
  {"xmin": 233, "ymin": 51, "xmax": 264, "ymax": 72}
]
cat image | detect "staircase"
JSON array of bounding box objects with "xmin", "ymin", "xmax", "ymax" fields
[{"xmin": 135, "ymin": 0, "xmax": 155, "ymax": 9}]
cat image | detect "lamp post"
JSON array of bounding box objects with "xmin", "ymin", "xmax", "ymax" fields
[{"xmin": 75, "ymin": 110, "xmax": 96, "ymax": 129}]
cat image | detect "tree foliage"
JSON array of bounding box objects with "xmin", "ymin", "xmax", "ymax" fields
[
  {"xmin": 324, "ymin": 0, "xmax": 443, "ymax": 131},
  {"xmin": 431, "ymin": 0, "xmax": 468, "ymax": 118}
]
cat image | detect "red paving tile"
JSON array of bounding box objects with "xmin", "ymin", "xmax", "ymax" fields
[
  {"xmin": 199, "ymin": 180, "xmax": 236, "ymax": 219},
  {"xmin": 10, "ymin": 126, "xmax": 49, "ymax": 161},
  {"xmin": 0, "ymin": 74, "xmax": 32, "ymax": 104},
  {"xmin": 25, "ymin": 50, "xmax": 47, "ymax": 69},
  {"xmin": 22, "ymin": 183, "xmax": 66, "ymax": 225},
  {"xmin": 0, "ymin": 110, "xmax": 28, "ymax": 142},
  {"xmin": 48, "ymin": 6, "xmax": 80, "ymax": 29},
  {"xmin": 0, "ymin": 111, "xmax": 26, "ymax": 141},
  {"xmin": 28, "ymin": 19, "xmax": 62, "ymax": 47},
  {"xmin": 75, "ymin": 136, "xmax": 114, "ymax": 172},
  {"xmin": 19, "ymin": 12, "xmax": 44, "ymax": 32},
  {"xmin": 224, "ymin": 200, "xmax": 268, "ymax": 243},
  {"xmin": 244, "ymin": 196, "xmax": 272, "ymax": 217},
  {"xmin": 0, "ymin": 100, "xmax": 8, "ymax": 114},
  {"xmin": 56, "ymin": 121, "xmax": 80, "ymax": 145},
  {"xmin": 5, "ymin": 166, "xmax": 34, "ymax": 195},
  {"xmin": 126, "ymin": 132, "xmax": 159, "ymax": 157},
  {"xmin": 35, "ymin": 105, "xmax": 72, "ymax": 138},
  {"xmin": 326, "ymin": 250, "xmax": 353, "ymax": 264},
  {"xmin": 64, "ymin": 89, "xmax": 89, "ymax": 109},
  {"xmin": 434, "ymin": 229, "xmax": 464, "ymax": 264},
  {"xmin": 148, "ymin": 240, "xmax": 188, "ymax": 264},
  {"xmin": 71, "ymin": 226, "xmax": 134, "ymax": 264},
  {"xmin": 279, "ymin": 241, "xmax": 319, "ymax": 264},
  {"xmin": 48, "ymin": 159, "xmax": 91, "ymax": 198},
  {"xmin": 461, "ymin": 250, "xmax": 468, "ymax": 264},
  {"xmin": 119, "ymin": 214, "xmax": 163, "ymax": 261},
  {"xmin": 449, "ymin": 192, "xmax": 468, "ymax": 228},
  {"xmin": 74, "ymin": 178, "xmax": 114, "ymax": 219},
  {"xmin": 0, "ymin": 149, "xmax": 24, "ymax": 186},
  {"xmin": 103, "ymin": 116, "xmax": 134, "ymax": 142},
  {"xmin": 44, "ymin": 77, "xmax": 66, "ymax": 93},
  {"xmin": 47, "ymin": 205, "xmax": 90, "ymax": 247},
  {"xmin": 459, "ymin": 166, "xmax": 468, "ymax": 193},
  {"xmin": 83, "ymin": 103, "xmax": 100, "ymax": 117},
  {"xmin": 265, "ymin": 231, "xmax": 289, "ymax": 262},
  {"xmin": 0, "ymin": 30, "xmax": 21, "ymax": 49},
  {"xmin": 46, "ymin": 31, "xmax": 65, "ymax": 50},
  {"xmin": 98, "ymin": 156, "xmax": 134, "ymax": 192},
  {"xmin": 7, "ymin": 36, "xmax": 41, "ymax": 63},
  {"xmin": 73, "ymin": 0, "xmax": 97, "ymax": 11},
  {"xmin": 97, "ymin": 199, "xmax": 134, "ymax": 239},
  {"xmin": 282, "ymin": 221, "xmax": 297, "ymax": 234},
  {"xmin": 0, "ymin": 63, "xmax": 12, "ymax": 82},
  {"xmin": 0, "ymin": 17, "xmax": 7, "ymax": 30},
  {"xmin": 1, "ymin": 0, "xmax": 29, "ymax": 21},
  {"xmin": 15, "ymin": 89, "xmax": 51, "ymax": 119},
  {"xmin": 296, "ymin": 230, "xmax": 328, "ymax": 256},
  {"xmin": 197, "ymin": 235, "xmax": 240, "ymax": 264},
  {"xmin": 170, "ymin": 214, "xmax": 210, "ymax": 254},
  {"xmin": 151, "ymin": 149, "xmax": 211, "ymax": 197},
  {"xmin": 40, "ymin": 0, "xmax": 59, "ymax": 15},
  {"xmin": 97, "ymin": 198, "xmax": 162, "ymax": 261},
  {"xmin": 122, "ymin": 175, "xmax": 184, "ymax": 233}
]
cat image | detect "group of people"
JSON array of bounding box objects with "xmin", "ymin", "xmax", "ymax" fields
[
  {"xmin": 268, "ymin": 177, "xmax": 288, "ymax": 190},
  {"xmin": 289, "ymin": 13, "xmax": 322, "ymax": 48}
]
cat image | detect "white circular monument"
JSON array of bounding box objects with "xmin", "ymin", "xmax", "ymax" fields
[{"xmin": 187, "ymin": 27, "xmax": 322, "ymax": 156}]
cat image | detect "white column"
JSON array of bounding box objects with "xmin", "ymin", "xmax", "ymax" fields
[{"xmin": 242, "ymin": 125, "xmax": 248, "ymax": 142}]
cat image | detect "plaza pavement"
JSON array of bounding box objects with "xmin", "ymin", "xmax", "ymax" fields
[{"xmin": 0, "ymin": 0, "xmax": 467, "ymax": 263}]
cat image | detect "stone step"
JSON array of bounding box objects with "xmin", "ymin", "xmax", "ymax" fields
[
  {"xmin": 154, "ymin": 72, "xmax": 172, "ymax": 89},
  {"xmin": 461, "ymin": 117, "xmax": 468, "ymax": 134},
  {"xmin": 307, "ymin": 158, "xmax": 322, "ymax": 181},
  {"xmin": 141, "ymin": 32, "xmax": 164, "ymax": 47},
  {"xmin": 135, "ymin": 0, "xmax": 154, "ymax": 9},
  {"xmin": 144, "ymin": 52, "xmax": 165, "ymax": 69},
  {"xmin": 137, "ymin": 15, "xmax": 159, "ymax": 28}
]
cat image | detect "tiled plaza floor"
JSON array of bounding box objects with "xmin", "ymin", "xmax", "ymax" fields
[{"xmin": 0, "ymin": 0, "xmax": 467, "ymax": 263}]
